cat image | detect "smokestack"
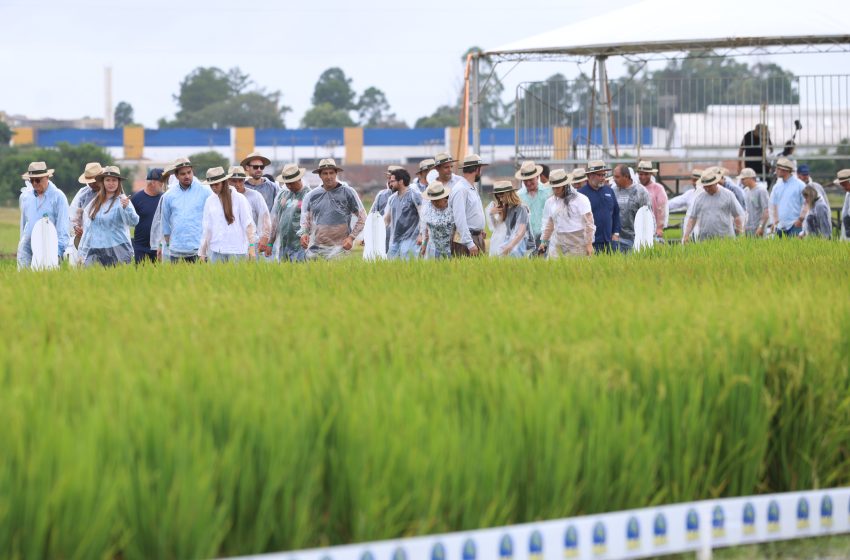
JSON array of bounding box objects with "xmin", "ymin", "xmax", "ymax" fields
[{"xmin": 104, "ymin": 66, "xmax": 114, "ymax": 128}]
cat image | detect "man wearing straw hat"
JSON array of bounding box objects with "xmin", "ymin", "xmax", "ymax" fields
[
  {"xmin": 682, "ymin": 169, "xmax": 744, "ymax": 243},
  {"xmin": 299, "ymin": 158, "xmax": 366, "ymax": 259},
  {"xmin": 769, "ymin": 157, "xmax": 806, "ymax": 238},
  {"xmin": 739, "ymin": 168, "xmax": 770, "ymax": 237},
  {"xmin": 69, "ymin": 162, "xmax": 104, "ymax": 247},
  {"xmin": 159, "ymin": 156, "xmax": 212, "ymax": 263},
  {"xmin": 17, "ymin": 162, "xmax": 70, "ymax": 269},
  {"xmin": 636, "ymin": 161, "xmax": 668, "ymax": 239},
  {"xmin": 270, "ymin": 163, "xmax": 311, "ymax": 262},
  {"xmin": 515, "ymin": 160, "xmax": 552, "ymax": 253},
  {"xmin": 412, "ymin": 159, "xmax": 435, "ymax": 194},
  {"xmin": 611, "ymin": 164, "xmax": 651, "ymax": 253},
  {"xmin": 577, "ymin": 160, "xmax": 621, "ymax": 253},
  {"xmin": 240, "ymin": 151, "xmax": 280, "ymax": 211},
  {"xmin": 228, "ymin": 166, "xmax": 272, "ymax": 259},
  {"xmin": 834, "ymin": 169, "xmax": 850, "ymax": 240},
  {"xmin": 437, "ymin": 152, "xmax": 484, "ymax": 256}
]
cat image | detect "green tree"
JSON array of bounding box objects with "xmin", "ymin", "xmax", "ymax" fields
[
  {"xmin": 0, "ymin": 121, "xmax": 11, "ymax": 146},
  {"xmin": 414, "ymin": 105, "xmax": 460, "ymax": 128},
  {"xmin": 187, "ymin": 150, "xmax": 229, "ymax": 179},
  {"xmin": 301, "ymin": 103, "xmax": 356, "ymax": 128},
  {"xmin": 464, "ymin": 46, "xmax": 509, "ymax": 128},
  {"xmin": 356, "ymin": 87, "xmax": 407, "ymax": 128},
  {"xmin": 311, "ymin": 67, "xmax": 357, "ymax": 111},
  {"xmin": 114, "ymin": 101, "xmax": 135, "ymax": 127}
]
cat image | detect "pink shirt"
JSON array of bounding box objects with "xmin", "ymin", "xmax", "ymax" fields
[{"xmin": 642, "ymin": 181, "xmax": 669, "ymax": 231}]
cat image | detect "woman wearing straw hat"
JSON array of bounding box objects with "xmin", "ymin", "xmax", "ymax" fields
[
  {"xmin": 18, "ymin": 162, "xmax": 71, "ymax": 269},
  {"xmin": 539, "ymin": 169, "xmax": 596, "ymax": 257},
  {"xmin": 489, "ymin": 180, "xmax": 534, "ymax": 258},
  {"xmin": 419, "ymin": 181, "xmax": 455, "ymax": 259},
  {"xmin": 799, "ymin": 185, "xmax": 832, "ymax": 238},
  {"xmin": 69, "ymin": 162, "xmax": 104, "ymax": 247},
  {"xmin": 198, "ymin": 167, "xmax": 257, "ymax": 263},
  {"xmin": 77, "ymin": 166, "xmax": 139, "ymax": 267},
  {"xmin": 270, "ymin": 163, "xmax": 311, "ymax": 262}
]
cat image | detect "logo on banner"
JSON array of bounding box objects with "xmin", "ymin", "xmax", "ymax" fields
[
  {"xmin": 462, "ymin": 538, "xmax": 476, "ymax": 560},
  {"xmin": 743, "ymin": 503, "xmax": 756, "ymax": 535},
  {"xmin": 712, "ymin": 505, "xmax": 725, "ymax": 538},
  {"xmin": 499, "ymin": 535, "xmax": 513, "ymax": 559},
  {"xmin": 653, "ymin": 513, "xmax": 668, "ymax": 546},
  {"xmin": 686, "ymin": 509, "xmax": 699, "ymax": 541},
  {"xmin": 392, "ymin": 547, "xmax": 407, "ymax": 560},
  {"xmin": 360, "ymin": 552, "xmax": 375, "ymax": 560},
  {"xmin": 627, "ymin": 517, "xmax": 640, "ymax": 550},
  {"xmin": 592, "ymin": 522, "xmax": 607, "ymax": 555},
  {"xmin": 821, "ymin": 495, "xmax": 833, "ymax": 528},
  {"xmin": 431, "ymin": 542, "xmax": 446, "ymax": 560},
  {"xmin": 768, "ymin": 500, "xmax": 780, "ymax": 533},
  {"xmin": 564, "ymin": 525, "xmax": 578, "ymax": 558},
  {"xmin": 529, "ymin": 530, "xmax": 543, "ymax": 560},
  {"xmin": 797, "ymin": 497, "xmax": 810, "ymax": 529}
]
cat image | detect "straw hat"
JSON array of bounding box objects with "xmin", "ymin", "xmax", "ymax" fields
[
  {"xmin": 691, "ymin": 168, "xmax": 704, "ymax": 180},
  {"xmin": 312, "ymin": 158, "xmax": 343, "ymax": 174},
  {"xmin": 636, "ymin": 160, "xmax": 658, "ymax": 174},
  {"xmin": 21, "ymin": 161, "xmax": 55, "ymax": 180},
  {"xmin": 738, "ymin": 168, "xmax": 757, "ymax": 180},
  {"xmin": 240, "ymin": 151, "xmax": 271, "ymax": 168},
  {"xmin": 161, "ymin": 164, "xmax": 176, "ymax": 182},
  {"xmin": 492, "ymin": 180, "xmax": 517, "ymax": 194},
  {"xmin": 276, "ymin": 163, "xmax": 307, "ymax": 184},
  {"xmin": 425, "ymin": 181, "xmax": 451, "ymax": 201},
  {"xmin": 228, "ymin": 166, "xmax": 247, "ymax": 179},
  {"xmin": 548, "ymin": 169, "xmax": 572, "ymax": 187},
  {"xmin": 586, "ymin": 160, "xmax": 611, "ymax": 174},
  {"xmin": 385, "ymin": 165, "xmax": 404, "ymax": 176},
  {"xmin": 833, "ymin": 169, "xmax": 850, "ymax": 185},
  {"xmin": 78, "ymin": 162, "xmax": 104, "ymax": 184},
  {"xmin": 433, "ymin": 152, "xmax": 456, "ymax": 166},
  {"xmin": 698, "ymin": 169, "xmax": 723, "ymax": 187},
  {"xmin": 461, "ymin": 153, "xmax": 489, "ymax": 169},
  {"xmin": 172, "ymin": 156, "xmax": 193, "ymax": 170},
  {"xmin": 96, "ymin": 166, "xmax": 126, "ymax": 181},
  {"xmin": 570, "ymin": 168, "xmax": 588, "ymax": 185},
  {"xmin": 201, "ymin": 166, "xmax": 232, "ymax": 185},
  {"xmin": 514, "ymin": 160, "xmax": 543, "ymax": 180},
  {"xmin": 418, "ymin": 158, "xmax": 436, "ymax": 173},
  {"xmin": 776, "ymin": 157, "xmax": 795, "ymax": 172}
]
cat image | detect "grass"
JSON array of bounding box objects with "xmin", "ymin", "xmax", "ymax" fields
[{"xmin": 0, "ymin": 233, "xmax": 849, "ymax": 559}]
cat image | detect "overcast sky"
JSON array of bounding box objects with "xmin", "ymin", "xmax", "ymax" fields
[{"xmin": 1, "ymin": 0, "xmax": 847, "ymax": 128}]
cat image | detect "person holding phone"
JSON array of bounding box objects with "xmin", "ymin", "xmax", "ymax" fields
[{"xmin": 78, "ymin": 166, "xmax": 139, "ymax": 267}]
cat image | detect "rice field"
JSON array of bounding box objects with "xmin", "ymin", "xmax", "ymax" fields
[{"xmin": 0, "ymin": 237, "xmax": 849, "ymax": 559}]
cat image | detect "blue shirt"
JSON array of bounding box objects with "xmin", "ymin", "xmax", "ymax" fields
[
  {"xmin": 161, "ymin": 178, "xmax": 212, "ymax": 254},
  {"xmin": 130, "ymin": 190, "xmax": 162, "ymax": 252},
  {"xmin": 79, "ymin": 196, "xmax": 139, "ymax": 259},
  {"xmin": 578, "ymin": 183, "xmax": 621, "ymax": 243},
  {"xmin": 19, "ymin": 182, "xmax": 70, "ymax": 255},
  {"xmin": 770, "ymin": 175, "xmax": 805, "ymax": 229}
]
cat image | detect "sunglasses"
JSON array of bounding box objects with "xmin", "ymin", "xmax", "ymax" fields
[
  {"xmin": 250, "ymin": 165, "xmax": 265, "ymax": 170},
  {"xmin": 30, "ymin": 177, "xmax": 45, "ymax": 183}
]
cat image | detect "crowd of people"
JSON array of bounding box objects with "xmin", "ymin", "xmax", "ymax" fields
[{"xmin": 15, "ymin": 150, "xmax": 850, "ymax": 269}]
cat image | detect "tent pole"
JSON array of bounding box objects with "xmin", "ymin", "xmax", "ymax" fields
[
  {"xmin": 597, "ymin": 55, "xmax": 611, "ymax": 156},
  {"xmin": 472, "ymin": 55, "xmax": 481, "ymax": 157}
]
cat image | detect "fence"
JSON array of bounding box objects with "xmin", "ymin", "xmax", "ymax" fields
[
  {"xmin": 515, "ymin": 74, "xmax": 850, "ymax": 167},
  {"xmin": 230, "ymin": 487, "xmax": 850, "ymax": 560}
]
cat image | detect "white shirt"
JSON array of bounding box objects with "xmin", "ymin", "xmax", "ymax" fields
[
  {"xmin": 447, "ymin": 175, "xmax": 485, "ymax": 248},
  {"xmin": 542, "ymin": 191, "xmax": 592, "ymax": 233},
  {"xmin": 199, "ymin": 188, "xmax": 257, "ymax": 257}
]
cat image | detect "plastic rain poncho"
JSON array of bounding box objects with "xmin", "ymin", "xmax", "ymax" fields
[
  {"xmin": 541, "ymin": 189, "xmax": 596, "ymax": 257},
  {"xmin": 78, "ymin": 195, "xmax": 139, "ymax": 267},
  {"xmin": 199, "ymin": 189, "xmax": 257, "ymax": 259},
  {"xmin": 420, "ymin": 202, "xmax": 455, "ymax": 259},
  {"xmin": 18, "ymin": 180, "xmax": 70, "ymax": 269},
  {"xmin": 485, "ymin": 201, "xmax": 507, "ymax": 256},
  {"xmin": 299, "ymin": 181, "xmax": 366, "ymax": 260},
  {"xmin": 270, "ymin": 185, "xmax": 311, "ymax": 258},
  {"xmin": 245, "ymin": 177, "xmax": 280, "ymax": 212},
  {"xmin": 240, "ymin": 187, "xmax": 272, "ymax": 245},
  {"xmin": 160, "ymin": 178, "xmax": 212, "ymax": 256}
]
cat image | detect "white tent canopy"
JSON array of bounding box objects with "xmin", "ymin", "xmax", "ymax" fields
[{"xmin": 485, "ymin": 0, "xmax": 850, "ymax": 57}]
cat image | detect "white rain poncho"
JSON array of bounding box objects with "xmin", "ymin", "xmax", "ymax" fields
[
  {"xmin": 240, "ymin": 187, "xmax": 272, "ymax": 246},
  {"xmin": 299, "ymin": 181, "xmax": 366, "ymax": 259},
  {"xmin": 802, "ymin": 197, "xmax": 832, "ymax": 238},
  {"xmin": 18, "ymin": 180, "xmax": 70, "ymax": 269},
  {"xmin": 485, "ymin": 201, "xmax": 506, "ymax": 256},
  {"xmin": 78, "ymin": 195, "xmax": 139, "ymax": 267},
  {"xmin": 384, "ymin": 188, "xmax": 422, "ymax": 245},
  {"xmin": 540, "ymin": 188, "xmax": 596, "ymax": 257},
  {"xmin": 69, "ymin": 185, "xmax": 98, "ymax": 245},
  {"xmin": 842, "ymin": 191, "xmax": 850, "ymax": 240},
  {"xmin": 494, "ymin": 204, "xmax": 534, "ymax": 258}
]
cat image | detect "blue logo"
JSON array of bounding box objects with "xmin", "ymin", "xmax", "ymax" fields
[
  {"xmin": 768, "ymin": 500, "xmax": 780, "ymax": 532},
  {"xmin": 712, "ymin": 505, "xmax": 726, "ymax": 538},
  {"xmin": 686, "ymin": 509, "xmax": 699, "ymax": 540},
  {"xmin": 627, "ymin": 516, "xmax": 640, "ymax": 550},
  {"xmin": 529, "ymin": 530, "xmax": 543, "ymax": 559},
  {"xmin": 431, "ymin": 543, "xmax": 446, "ymax": 560},
  {"xmin": 654, "ymin": 513, "xmax": 668, "ymax": 545},
  {"xmin": 360, "ymin": 552, "xmax": 375, "ymax": 560},
  {"xmin": 821, "ymin": 495, "xmax": 834, "ymax": 527},
  {"xmin": 592, "ymin": 522, "xmax": 607, "ymax": 554},
  {"xmin": 462, "ymin": 538, "xmax": 476, "ymax": 560},
  {"xmin": 743, "ymin": 503, "xmax": 756, "ymax": 535},
  {"xmin": 797, "ymin": 497, "xmax": 810, "ymax": 529},
  {"xmin": 564, "ymin": 525, "xmax": 578, "ymax": 557},
  {"xmin": 392, "ymin": 548, "xmax": 407, "ymax": 560},
  {"xmin": 499, "ymin": 535, "xmax": 513, "ymax": 558}
]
